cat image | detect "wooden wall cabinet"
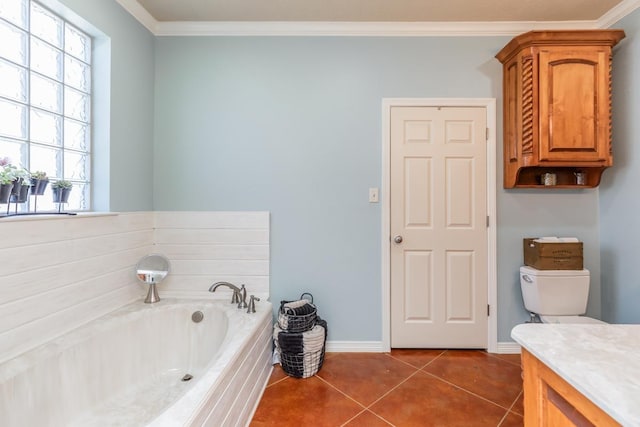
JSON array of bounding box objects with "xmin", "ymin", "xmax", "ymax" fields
[{"xmin": 496, "ymin": 30, "xmax": 625, "ymax": 188}]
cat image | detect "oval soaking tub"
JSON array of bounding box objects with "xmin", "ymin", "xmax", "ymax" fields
[{"xmin": 0, "ymin": 298, "xmax": 273, "ymax": 427}]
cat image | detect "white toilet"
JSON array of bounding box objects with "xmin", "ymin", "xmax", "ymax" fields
[{"xmin": 520, "ymin": 266, "xmax": 606, "ymax": 324}]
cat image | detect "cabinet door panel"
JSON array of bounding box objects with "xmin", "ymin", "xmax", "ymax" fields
[{"xmin": 539, "ymin": 48, "xmax": 609, "ymax": 163}]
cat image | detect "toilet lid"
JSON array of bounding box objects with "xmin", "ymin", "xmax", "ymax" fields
[{"xmin": 539, "ymin": 315, "xmax": 607, "ymax": 324}]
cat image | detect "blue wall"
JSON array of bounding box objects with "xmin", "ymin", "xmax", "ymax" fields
[
  {"xmin": 601, "ymin": 9, "xmax": 640, "ymax": 323},
  {"xmin": 153, "ymin": 36, "xmax": 603, "ymax": 342}
]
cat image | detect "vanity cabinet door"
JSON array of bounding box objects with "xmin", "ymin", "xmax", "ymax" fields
[
  {"xmin": 522, "ymin": 349, "xmax": 620, "ymax": 427},
  {"xmin": 537, "ymin": 47, "xmax": 611, "ymax": 165}
]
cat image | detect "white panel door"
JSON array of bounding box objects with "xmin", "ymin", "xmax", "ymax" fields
[{"xmin": 390, "ymin": 106, "xmax": 487, "ymax": 348}]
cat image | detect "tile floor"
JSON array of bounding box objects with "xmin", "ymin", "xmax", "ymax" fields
[{"xmin": 251, "ymin": 350, "xmax": 523, "ymax": 427}]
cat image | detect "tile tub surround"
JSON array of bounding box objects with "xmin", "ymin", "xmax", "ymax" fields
[
  {"xmin": 252, "ymin": 350, "xmax": 524, "ymax": 426},
  {"xmin": 511, "ymin": 323, "xmax": 640, "ymax": 425},
  {"xmin": 0, "ymin": 211, "xmax": 270, "ymax": 365},
  {"xmin": 153, "ymin": 211, "xmax": 270, "ymax": 300},
  {"xmin": 0, "ymin": 212, "xmax": 154, "ymax": 364},
  {"xmin": 0, "ymin": 298, "xmax": 273, "ymax": 427}
]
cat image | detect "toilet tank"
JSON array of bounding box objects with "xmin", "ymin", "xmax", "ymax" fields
[{"xmin": 520, "ymin": 266, "xmax": 590, "ymax": 315}]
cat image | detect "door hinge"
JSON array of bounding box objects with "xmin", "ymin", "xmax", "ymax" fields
[
  {"xmin": 486, "ymin": 216, "xmax": 490, "ymax": 227},
  {"xmin": 486, "ymin": 127, "xmax": 489, "ymax": 141},
  {"xmin": 487, "ymin": 304, "xmax": 490, "ymax": 316}
]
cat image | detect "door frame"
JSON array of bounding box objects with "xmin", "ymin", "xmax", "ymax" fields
[{"xmin": 381, "ymin": 98, "xmax": 498, "ymax": 353}]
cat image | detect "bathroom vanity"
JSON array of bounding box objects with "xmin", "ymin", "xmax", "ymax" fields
[{"xmin": 512, "ymin": 324, "xmax": 640, "ymax": 426}]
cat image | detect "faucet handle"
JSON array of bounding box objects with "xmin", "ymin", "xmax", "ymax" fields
[
  {"xmin": 237, "ymin": 284, "xmax": 248, "ymax": 309},
  {"xmin": 247, "ymin": 295, "xmax": 260, "ymax": 313}
]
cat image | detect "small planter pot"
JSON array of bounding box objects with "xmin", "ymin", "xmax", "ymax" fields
[
  {"xmin": 10, "ymin": 183, "xmax": 30, "ymax": 203},
  {"xmin": 31, "ymin": 178, "xmax": 49, "ymax": 196},
  {"xmin": 10, "ymin": 178, "xmax": 25, "ymax": 195},
  {"xmin": 52, "ymin": 187, "xmax": 72, "ymax": 203},
  {"xmin": 0, "ymin": 183, "xmax": 14, "ymax": 204}
]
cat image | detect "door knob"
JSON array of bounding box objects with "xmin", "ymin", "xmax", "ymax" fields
[{"xmin": 393, "ymin": 235, "xmax": 403, "ymax": 244}]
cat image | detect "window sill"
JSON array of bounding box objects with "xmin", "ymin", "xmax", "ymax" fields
[{"xmin": 0, "ymin": 211, "xmax": 119, "ymax": 223}]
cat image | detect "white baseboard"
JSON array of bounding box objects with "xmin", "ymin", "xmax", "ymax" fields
[
  {"xmin": 496, "ymin": 342, "xmax": 521, "ymax": 354},
  {"xmin": 325, "ymin": 341, "xmax": 521, "ymax": 354},
  {"xmin": 326, "ymin": 341, "xmax": 384, "ymax": 352}
]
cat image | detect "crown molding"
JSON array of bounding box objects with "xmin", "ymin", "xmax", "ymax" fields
[
  {"xmin": 115, "ymin": 0, "xmax": 638, "ymax": 37},
  {"xmin": 153, "ymin": 20, "xmax": 601, "ymax": 37},
  {"xmin": 598, "ymin": 0, "xmax": 640, "ymax": 28},
  {"xmin": 115, "ymin": 0, "xmax": 157, "ymax": 33}
]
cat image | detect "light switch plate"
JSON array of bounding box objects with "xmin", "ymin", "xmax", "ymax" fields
[{"xmin": 369, "ymin": 188, "xmax": 379, "ymax": 203}]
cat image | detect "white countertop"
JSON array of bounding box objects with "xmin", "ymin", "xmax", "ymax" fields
[{"xmin": 511, "ymin": 323, "xmax": 640, "ymax": 426}]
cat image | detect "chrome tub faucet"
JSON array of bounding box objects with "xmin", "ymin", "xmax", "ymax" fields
[{"xmin": 209, "ymin": 281, "xmax": 248, "ymax": 309}]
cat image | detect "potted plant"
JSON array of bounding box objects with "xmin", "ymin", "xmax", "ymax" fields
[
  {"xmin": 11, "ymin": 180, "xmax": 31, "ymax": 203},
  {"xmin": 9, "ymin": 168, "xmax": 31, "ymax": 204},
  {"xmin": 11, "ymin": 167, "xmax": 30, "ymax": 196},
  {"xmin": 30, "ymin": 171, "xmax": 49, "ymax": 195},
  {"xmin": 0, "ymin": 157, "xmax": 17, "ymax": 204},
  {"xmin": 51, "ymin": 179, "xmax": 73, "ymax": 204}
]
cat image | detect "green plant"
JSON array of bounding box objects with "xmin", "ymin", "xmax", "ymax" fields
[
  {"xmin": 0, "ymin": 157, "xmax": 32, "ymax": 185},
  {"xmin": 51, "ymin": 179, "xmax": 73, "ymax": 189},
  {"xmin": 0, "ymin": 163, "xmax": 17, "ymax": 185},
  {"xmin": 0, "ymin": 169, "xmax": 16, "ymax": 185},
  {"xmin": 14, "ymin": 168, "xmax": 30, "ymax": 183},
  {"xmin": 31, "ymin": 171, "xmax": 48, "ymax": 180}
]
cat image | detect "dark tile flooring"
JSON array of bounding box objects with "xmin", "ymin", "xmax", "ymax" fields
[{"xmin": 251, "ymin": 350, "xmax": 523, "ymax": 427}]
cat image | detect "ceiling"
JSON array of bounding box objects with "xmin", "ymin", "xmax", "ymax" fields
[
  {"xmin": 115, "ymin": 0, "xmax": 639, "ymax": 35},
  {"xmin": 135, "ymin": 0, "xmax": 623, "ymax": 22}
]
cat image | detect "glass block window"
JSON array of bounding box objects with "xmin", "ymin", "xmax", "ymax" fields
[{"xmin": 0, "ymin": 0, "xmax": 91, "ymax": 211}]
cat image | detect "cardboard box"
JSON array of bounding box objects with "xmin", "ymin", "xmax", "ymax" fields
[{"xmin": 523, "ymin": 238, "xmax": 583, "ymax": 270}]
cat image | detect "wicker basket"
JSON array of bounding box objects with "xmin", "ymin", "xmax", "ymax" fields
[
  {"xmin": 276, "ymin": 317, "xmax": 327, "ymax": 378},
  {"xmin": 277, "ymin": 293, "xmax": 317, "ymax": 333},
  {"xmin": 280, "ymin": 348, "xmax": 326, "ymax": 379}
]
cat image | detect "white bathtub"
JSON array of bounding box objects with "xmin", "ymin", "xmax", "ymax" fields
[{"xmin": 0, "ymin": 298, "xmax": 273, "ymax": 427}]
